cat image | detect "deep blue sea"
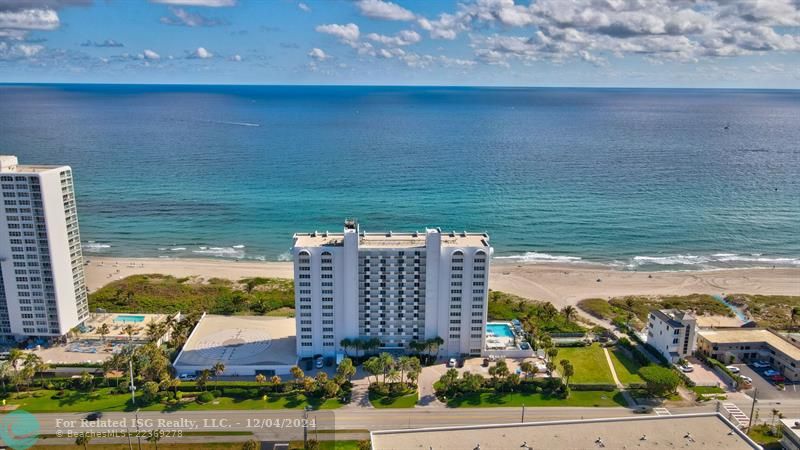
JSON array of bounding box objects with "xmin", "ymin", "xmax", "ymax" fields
[{"xmin": 0, "ymin": 84, "xmax": 798, "ymax": 270}]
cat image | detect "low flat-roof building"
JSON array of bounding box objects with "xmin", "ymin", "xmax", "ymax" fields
[
  {"xmin": 781, "ymin": 418, "xmax": 800, "ymax": 450},
  {"xmin": 173, "ymin": 314, "xmax": 297, "ymax": 377},
  {"xmin": 646, "ymin": 309, "xmax": 697, "ymax": 363},
  {"xmin": 697, "ymin": 328, "xmax": 800, "ymax": 381},
  {"xmin": 370, "ymin": 413, "xmax": 761, "ymax": 450}
]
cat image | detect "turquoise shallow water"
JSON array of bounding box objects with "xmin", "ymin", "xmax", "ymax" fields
[{"xmin": 0, "ymin": 84, "xmax": 798, "ymax": 270}]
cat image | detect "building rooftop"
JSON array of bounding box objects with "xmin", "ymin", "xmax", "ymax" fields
[
  {"xmin": 293, "ymin": 230, "xmax": 489, "ymax": 249},
  {"xmin": 0, "ymin": 155, "xmax": 66, "ymax": 173},
  {"xmin": 651, "ymin": 309, "xmax": 695, "ymax": 327},
  {"xmin": 698, "ymin": 328, "xmax": 800, "ymax": 361},
  {"xmin": 174, "ymin": 314, "xmax": 297, "ymax": 368},
  {"xmin": 371, "ymin": 413, "xmax": 761, "ymax": 450},
  {"xmin": 780, "ymin": 418, "xmax": 800, "ymax": 442}
]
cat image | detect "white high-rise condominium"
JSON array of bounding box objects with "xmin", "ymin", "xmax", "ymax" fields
[
  {"xmin": 292, "ymin": 219, "xmax": 491, "ymax": 358},
  {"xmin": 0, "ymin": 155, "xmax": 89, "ymax": 341}
]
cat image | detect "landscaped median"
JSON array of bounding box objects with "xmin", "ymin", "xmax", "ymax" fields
[{"xmin": 2, "ymin": 380, "xmax": 346, "ymax": 413}]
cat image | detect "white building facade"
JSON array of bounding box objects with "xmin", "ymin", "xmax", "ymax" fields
[
  {"xmin": 293, "ymin": 220, "xmax": 491, "ymax": 358},
  {"xmin": 646, "ymin": 309, "xmax": 697, "ymax": 363},
  {"xmin": 0, "ymin": 156, "xmax": 89, "ymax": 341}
]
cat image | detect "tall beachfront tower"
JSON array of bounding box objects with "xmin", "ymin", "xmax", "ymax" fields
[
  {"xmin": 0, "ymin": 155, "xmax": 89, "ymax": 341},
  {"xmin": 292, "ymin": 219, "xmax": 491, "ymax": 358}
]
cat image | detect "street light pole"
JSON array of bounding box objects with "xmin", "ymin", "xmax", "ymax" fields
[
  {"xmin": 747, "ymin": 388, "xmax": 758, "ymax": 432},
  {"xmin": 129, "ymin": 360, "xmax": 136, "ymax": 406},
  {"xmin": 521, "ymin": 403, "xmax": 525, "ymax": 423}
]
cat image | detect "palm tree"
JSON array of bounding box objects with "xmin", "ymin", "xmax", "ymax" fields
[
  {"xmin": 241, "ymin": 439, "xmax": 259, "ymax": 450},
  {"xmin": 197, "ymin": 369, "xmax": 211, "ymax": 391},
  {"xmin": 340, "ymin": 338, "xmax": 352, "ymax": 357},
  {"xmin": 255, "ymin": 373, "xmax": 267, "ymax": 384},
  {"xmin": 270, "ymin": 375, "xmax": 282, "ymax": 386},
  {"xmin": 378, "ymin": 352, "xmax": 394, "ymax": 383},
  {"xmin": 147, "ymin": 430, "xmax": 162, "ymax": 450},
  {"xmin": 792, "ymin": 307, "xmax": 800, "ymax": 331},
  {"xmin": 363, "ymin": 357, "xmax": 382, "ymax": 385},
  {"xmin": 146, "ymin": 321, "xmax": 164, "ymax": 342},
  {"xmin": 212, "ymin": 361, "xmax": 225, "ymax": 389},
  {"xmin": 0, "ymin": 361, "xmax": 10, "ymax": 392},
  {"xmin": 123, "ymin": 324, "xmax": 137, "ymax": 342},
  {"xmin": 428, "ymin": 336, "xmax": 444, "ymax": 360},
  {"xmin": 75, "ymin": 434, "xmax": 91, "ymax": 450},
  {"xmin": 98, "ymin": 323, "xmax": 110, "ymax": 343},
  {"xmin": 290, "ymin": 366, "xmax": 304, "ymax": 388},
  {"xmin": 520, "ymin": 361, "xmax": 534, "ymax": 379},
  {"xmin": 561, "ymin": 305, "xmax": 577, "ymax": 322}
]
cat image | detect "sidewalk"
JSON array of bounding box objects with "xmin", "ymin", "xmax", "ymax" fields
[{"xmin": 603, "ymin": 347, "xmax": 637, "ymax": 408}]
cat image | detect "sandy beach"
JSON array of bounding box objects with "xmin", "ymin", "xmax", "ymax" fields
[{"xmin": 85, "ymin": 257, "xmax": 799, "ymax": 308}]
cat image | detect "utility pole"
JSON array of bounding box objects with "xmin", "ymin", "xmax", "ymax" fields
[
  {"xmin": 747, "ymin": 387, "xmax": 758, "ymax": 432},
  {"xmin": 135, "ymin": 408, "xmax": 142, "ymax": 450},
  {"xmin": 521, "ymin": 403, "xmax": 525, "ymax": 423},
  {"xmin": 129, "ymin": 360, "xmax": 136, "ymax": 406},
  {"xmin": 303, "ymin": 406, "xmax": 309, "ymax": 449},
  {"xmin": 126, "ymin": 422, "xmax": 133, "ymax": 450}
]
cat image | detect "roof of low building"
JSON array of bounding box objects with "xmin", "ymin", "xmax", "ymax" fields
[
  {"xmin": 371, "ymin": 413, "xmax": 760, "ymax": 450},
  {"xmin": 697, "ymin": 328, "xmax": 800, "ymax": 361}
]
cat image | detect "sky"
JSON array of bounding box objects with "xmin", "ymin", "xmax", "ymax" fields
[{"xmin": 0, "ymin": 0, "xmax": 799, "ymax": 87}]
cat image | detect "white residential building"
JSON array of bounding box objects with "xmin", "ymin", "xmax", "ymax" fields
[
  {"xmin": 292, "ymin": 220, "xmax": 491, "ymax": 358},
  {"xmin": 646, "ymin": 309, "xmax": 697, "ymax": 363},
  {"xmin": 0, "ymin": 156, "xmax": 89, "ymax": 341}
]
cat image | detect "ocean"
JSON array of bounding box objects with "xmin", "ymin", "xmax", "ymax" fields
[{"xmin": 0, "ymin": 84, "xmax": 798, "ymax": 271}]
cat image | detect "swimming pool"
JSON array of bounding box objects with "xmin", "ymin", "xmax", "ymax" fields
[
  {"xmin": 115, "ymin": 315, "xmax": 145, "ymax": 323},
  {"xmin": 486, "ymin": 322, "xmax": 515, "ymax": 338}
]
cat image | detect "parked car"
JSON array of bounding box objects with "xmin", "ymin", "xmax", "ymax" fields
[
  {"xmin": 447, "ymin": 358, "xmax": 457, "ymax": 368},
  {"xmin": 771, "ymin": 375, "xmax": 786, "ymax": 383},
  {"xmin": 726, "ymin": 365, "xmax": 740, "ymax": 374},
  {"xmin": 740, "ymin": 375, "xmax": 753, "ymax": 384},
  {"xmin": 482, "ymin": 358, "xmax": 490, "ymax": 367},
  {"xmin": 679, "ymin": 363, "xmax": 694, "ymax": 372},
  {"xmin": 85, "ymin": 412, "xmax": 103, "ymax": 421},
  {"xmin": 752, "ymin": 361, "xmax": 770, "ymax": 368},
  {"xmin": 764, "ymin": 369, "xmax": 780, "ymax": 377},
  {"xmin": 456, "ymin": 358, "xmax": 465, "ymax": 368},
  {"xmin": 179, "ymin": 373, "xmax": 196, "ymax": 381}
]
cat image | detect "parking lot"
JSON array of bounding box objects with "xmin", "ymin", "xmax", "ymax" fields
[
  {"xmin": 684, "ymin": 356, "xmax": 729, "ymax": 388},
  {"xmin": 733, "ymin": 363, "xmax": 800, "ymax": 400}
]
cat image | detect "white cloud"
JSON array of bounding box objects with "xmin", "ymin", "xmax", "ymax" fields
[
  {"xmin": 150, "ymin": 0, "xmax": 236, "ymax": 7},
  {"xmin": 0, "ymin": 41, "xmax": 44, "ymax": 60},
  {"xmin": 366, "ymin": 30, "xmax": 421, "ymax": 46},
  {"xmin": 315, "ymin": 23, "xmax": 360, "ymax": 44},
  {"xmin": 0, "ymin": 8, "xmax": 59, "ymax": 30},
  {"xmin": 356, "ymin": 0, "xmax": 415, "ymax": 21},
  {"xmin": 298, "ymin": 2, "xmax": 310, "ymax": 13},
  {"xmin": 141, "ymin": 49, "xmax": 160, "ymax": 60},
  {"xmin": 229, "ymin": 54, "xmax": 242, "ymax": 61},
  {"xmin": 308, "ymin": 47, "xmax": 329, "ymax": 60},
  {"xmin": 160, "ymin": 6, "xmax": 226, "ymax": 27},
  {"xmin": 193, "ymin": 47, "xmax": 213, "ymax": 58}
]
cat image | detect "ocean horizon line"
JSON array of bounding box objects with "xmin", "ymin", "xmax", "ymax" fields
[{"xmin": 2, "ymin": 82, "xmax": 799, "ymax": 92}]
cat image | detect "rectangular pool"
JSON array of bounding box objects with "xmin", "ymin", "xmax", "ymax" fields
[
  {"xmin": 486, "ymin": 322, "xmax": 515, "ymax": 338},
  {"xmin": 114, "ymin": 315, "xmax": 145, "ymax": 323}
]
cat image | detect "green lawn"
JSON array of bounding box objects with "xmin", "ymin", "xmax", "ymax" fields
[
  {"xmin": 747, "ymin": 424, "xmax": 782, "ymax": 450},
  {"xmin": 446, "ymin": 390, "xmax": 626, "ymax": 408},
  {"xmin": 608, "ymin": 347, "xmax": 644, "ymax": 386},
  {"xmin": 556, "ymin": 344, "xmax": 615, "ymax": 384},
  {"xmin": 4, "ymin": 389, "xmax": 342, "ymax": 413},
  {"xmin": 691, "ymin": 386, "xmax": 726, "ymax": 395},
  {"xmin": 368, "ymin": 391, "xmax": 418, "ymax": 408}
]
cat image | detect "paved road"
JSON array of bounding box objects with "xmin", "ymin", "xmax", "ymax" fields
[
  {"xmin": 21, "ymin": 396, "xmax": 800, "ymax": 441},
  {"xmin": 28, "ymin": 405, "xmax": 719, "ymax": 441}
]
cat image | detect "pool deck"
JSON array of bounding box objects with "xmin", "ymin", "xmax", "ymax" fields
[{"xmin": 80, "ymin": 312, "xmax": 174, "ymax": 341}]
